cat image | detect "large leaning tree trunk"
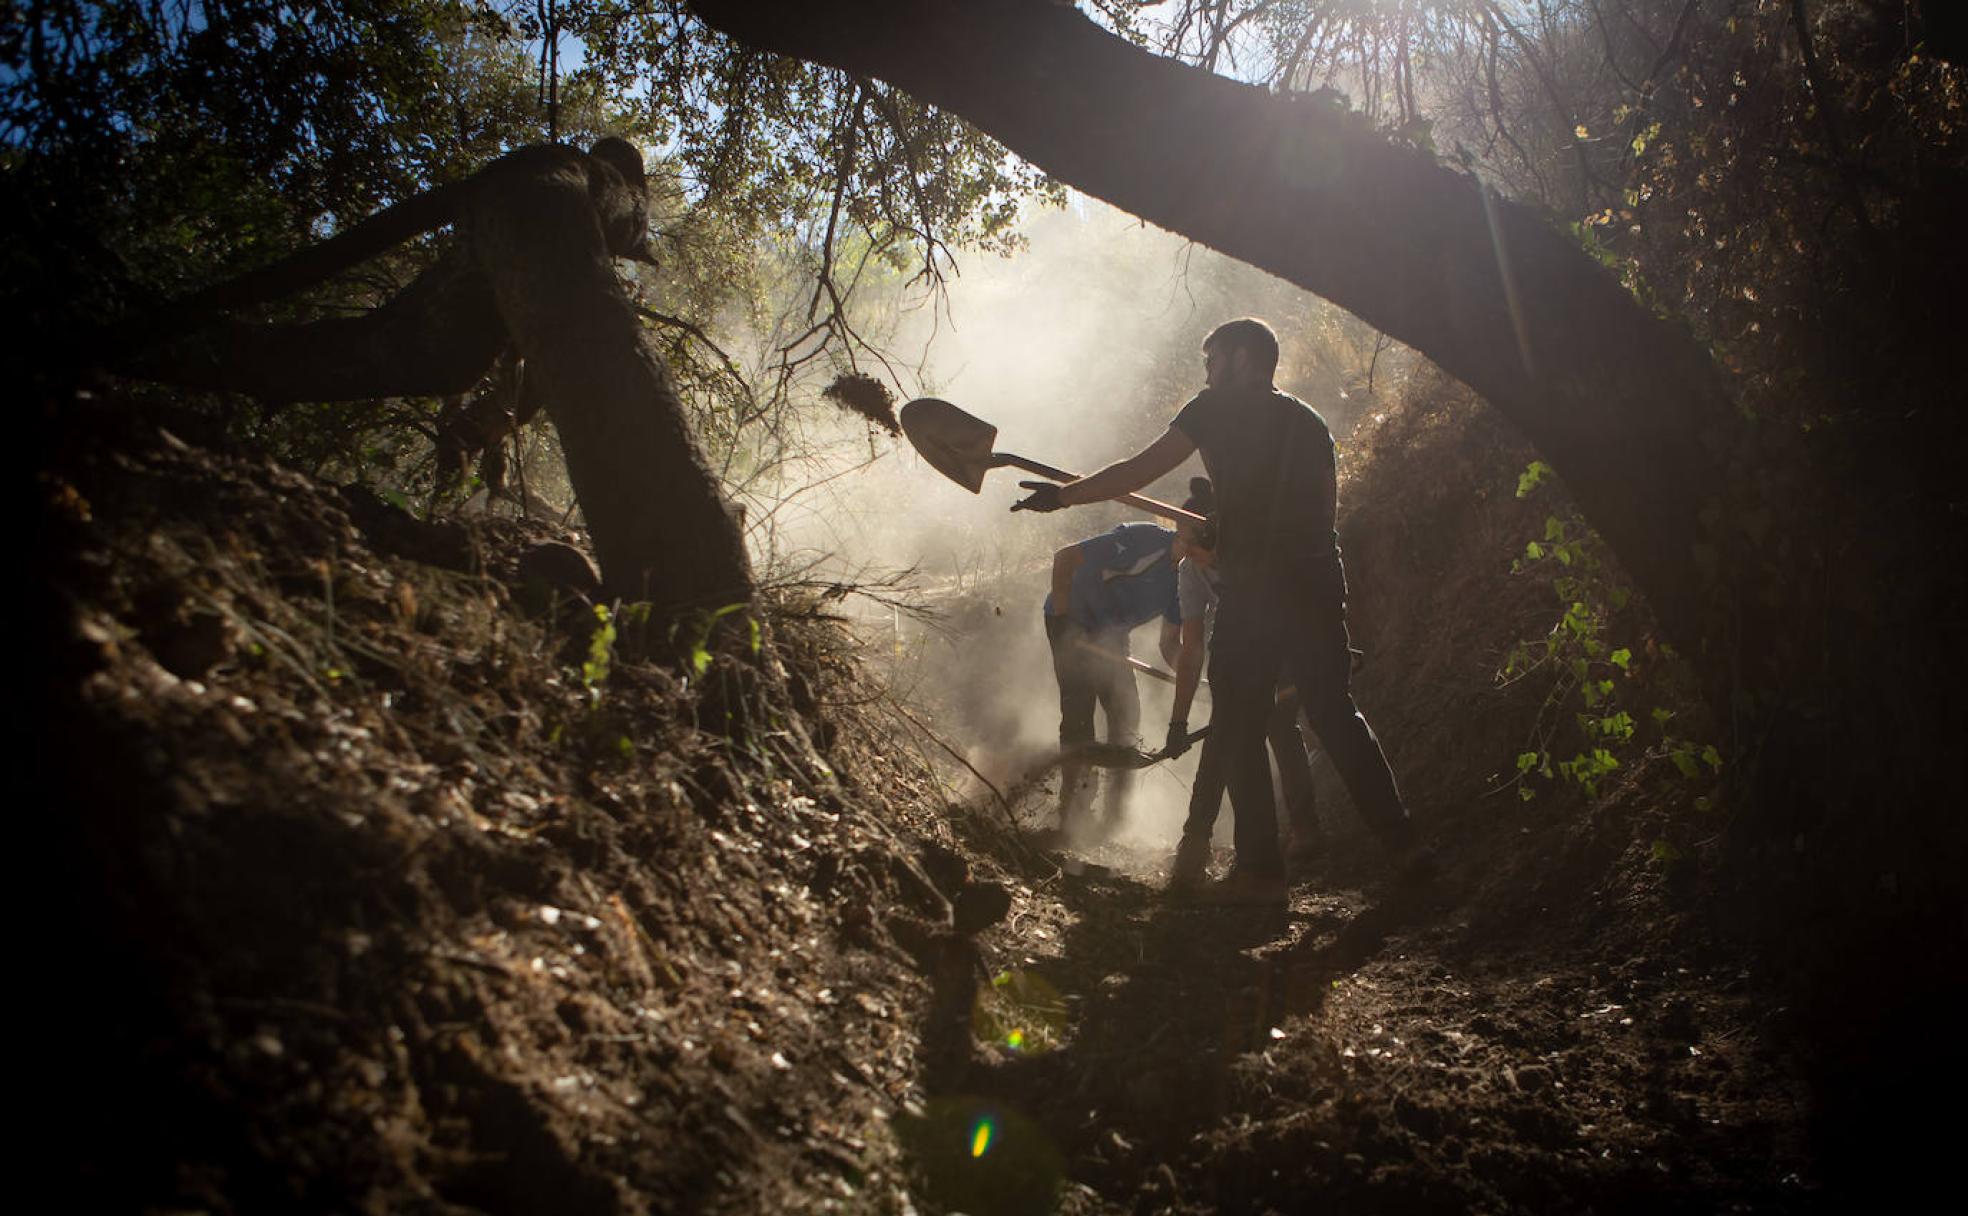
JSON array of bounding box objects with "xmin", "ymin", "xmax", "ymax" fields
[
  {"xmin": 120, "ymin": 139, "xmax": 753, "ymax": 619},
  {"xmin": 691, "ymin": 0, "xmax": 1773, "ymax": 719}
]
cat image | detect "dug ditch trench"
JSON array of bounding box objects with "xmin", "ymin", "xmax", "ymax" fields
[{"xmin": 31, "ymin": 389, "xmax": 1819, "ymax": 1213}]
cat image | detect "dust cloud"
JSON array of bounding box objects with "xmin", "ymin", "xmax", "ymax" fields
[{"xmin": 744, "ymin": 197, "xmax": 1406, "ymax": 863}]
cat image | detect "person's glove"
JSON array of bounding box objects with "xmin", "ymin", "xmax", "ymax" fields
[
  {"xmin": 1011, "ymin": 480, "xmax": 1066, "ymax": 513},
  {"xmin": 1164, "ymin": 718, "xmax": 1191, "ymax": 759}
]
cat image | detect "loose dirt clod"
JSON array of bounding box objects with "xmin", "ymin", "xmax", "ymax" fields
[{"xmin": 821, "ymin": 372, "xmax": 902, "ymax": 435}]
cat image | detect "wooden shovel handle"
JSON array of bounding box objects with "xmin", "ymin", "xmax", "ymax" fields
[{"xmin": 993, "ymin": 454, "xmax": 1206, "ymax": 526}]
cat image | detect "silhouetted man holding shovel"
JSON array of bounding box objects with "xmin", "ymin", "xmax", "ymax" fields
[{"xmin": 1014, "ymin": 318, "xmax": 1418, "ymax": 906}]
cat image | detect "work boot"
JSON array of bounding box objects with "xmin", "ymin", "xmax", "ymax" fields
[
  {"xmin": 1201, "ymin": 867, "xmax": 1288, "ymax": 910},
  {"xmin": 1165, "ymin": 833, "xmax": 1212, "ymax": 897}
]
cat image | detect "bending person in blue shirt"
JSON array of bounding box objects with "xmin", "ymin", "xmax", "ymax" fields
[{"xmin": 1041, "ymin": 520, "xmax": 1182, "ymax": 842}]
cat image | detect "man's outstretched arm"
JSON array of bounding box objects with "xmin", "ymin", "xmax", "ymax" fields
[{"xmin": 1058, "ymin": 427, "xmax": 1195, "ymax": 507}]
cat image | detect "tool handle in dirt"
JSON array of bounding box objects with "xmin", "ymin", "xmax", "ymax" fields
[{"xmin": 992, "ymin": 454, "xmax": 1206, "ymax": 527}]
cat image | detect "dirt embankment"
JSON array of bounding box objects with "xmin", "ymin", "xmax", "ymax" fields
[
  {"xmin": 32, "ymin": 399, "xmax": 1025, "ymax": 1213},
  {"xmin": 31, "ymin": 387, "xmax": 1825, "ymax": 1213}
]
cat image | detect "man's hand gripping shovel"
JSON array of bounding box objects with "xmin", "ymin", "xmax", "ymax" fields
[{"xmin": 898, "ymin": 397, "xmax": 1206, "ymax": 527}]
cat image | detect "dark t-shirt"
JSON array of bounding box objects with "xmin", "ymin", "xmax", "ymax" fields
[{"xmin": 1172, "ymin": 384, "xmax": 1339, "ymax": 583}]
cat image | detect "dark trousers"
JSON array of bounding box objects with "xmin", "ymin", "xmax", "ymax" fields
[
  {"xmin": 1206, "ymin": 561, "xmax": 1411, "ymax": 876},
  {"xmin": 1181, "ymin": 696, "xmax": 1320, "ymax": 842}
]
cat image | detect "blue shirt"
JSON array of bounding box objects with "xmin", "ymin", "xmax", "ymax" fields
[{"xmin": 1044, "ymin": 522, "xmax": 1181, "ymax": 632}]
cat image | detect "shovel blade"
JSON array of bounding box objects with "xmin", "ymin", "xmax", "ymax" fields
[{"xmin": 900, "ymin": 397, "xmax": 999, "ymax": 494}]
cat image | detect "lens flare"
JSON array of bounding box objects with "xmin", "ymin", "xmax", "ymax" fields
[
  {"xmin": 970, "ymin": 1116, "xmax": 995, "ymax": 1159},
  {"xmin": 975, "ymin": 968, "xmax": 1066, "ymax": 1057}
]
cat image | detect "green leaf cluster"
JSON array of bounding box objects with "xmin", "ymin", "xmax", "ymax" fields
[
  {"xmin": 583, "ymin": 603, "xmax": 618, "ymax": 695},
  {"xmin": 1502, "ymin": 461, "xmax": 1718, "ymax": 804},
  {"xmin": 685, "ymin": 602, "xmax": 759, "ymax": 681}
]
